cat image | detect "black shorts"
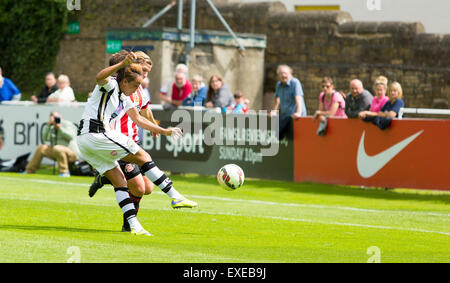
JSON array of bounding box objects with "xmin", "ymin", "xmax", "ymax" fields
[{"xmin": 118, "ymin": 160, "xmax": 141, "ymax": 180}]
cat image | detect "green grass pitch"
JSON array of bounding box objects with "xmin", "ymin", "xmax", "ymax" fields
[{"xmin": 0, "ymin": 171, "xmax": 449, "ymax": 263}]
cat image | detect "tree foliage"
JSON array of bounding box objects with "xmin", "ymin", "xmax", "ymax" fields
[{"xmin": 0, "ymin": 0, "xmax": 68, "ymax": 98}]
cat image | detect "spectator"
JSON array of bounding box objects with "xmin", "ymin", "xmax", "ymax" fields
[
  {"xmin": 183, "ymin": 74, "xmax": 207, "ymax": 107},
  {"xmin": 160, "ymin": 71, "xmax": 192, "ymax": 110},
  {"xmin": 232, "ymin": 91, "xmax": 249, "ymax": 114},
  {"xmin": 31, "ymin": 72, "xmax": 58, "ymax": 104},
  {"xmin": 46, "ymin": 75, "xmax": 76, "ymax": 104},
  {"xmin": 269, "ymin": 64, "xmax": 307, "ymax": 140},
  {"xmin": 313, "ymin": 77, "xmax": 347, "ymax": 135},
  {"xmin": 25, "ymin": 112, "xmax": 80, "ymax": 177},
  {"xmin": 368, "ymin": 76, "xmax": 389, "ymax": 113},
  {"xmin": 344, "ymin": 79, "xmax": 373, "ymax": 118},
  {"xmin": 313, "ymin": 77, "xmax": 347, "ymax": 120},
  {"xmin": 159, "ymin": 63, "xmax": 188, "ymax": 104},
  {"xmin": 0, "ymin": 66, "xmax": 21, "ymax": 102},
  {"xmin": 205, "ymin": 74, "xmax": 235, "ymax": 112},
  {"xmin": 359, "ymin": 82, "xmax": 404, "ymax": 130}
]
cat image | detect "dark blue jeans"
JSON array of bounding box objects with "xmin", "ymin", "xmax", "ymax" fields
[{"xmin": 279, "ymin": 113, "xmax": 293, "ymax": 140}]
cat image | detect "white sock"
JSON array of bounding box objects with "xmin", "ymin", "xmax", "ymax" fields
[
  {"xmin": 166, "ymin": 187, "xmax": 183, "ymax": 199},
  {"xmin": 128, "ymin": 216, "xmax": 144, "ymax": 232}
]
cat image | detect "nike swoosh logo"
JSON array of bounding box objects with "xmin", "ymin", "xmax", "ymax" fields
[
  {"xmin": 172, "ymin": 199, "xmax": 184, "ymax": 205},
  {"xmin": 357, "ymin": 130, "xmax": 424, "ymax": 178}
]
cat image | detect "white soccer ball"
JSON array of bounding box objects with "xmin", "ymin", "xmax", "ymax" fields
[{"xmin": 217, "ymin": 164, "xmax": 245, "ymax": 191}]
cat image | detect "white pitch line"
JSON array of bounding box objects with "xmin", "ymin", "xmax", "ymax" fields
[
  {"xmin": 182, "ymin": 209, "xmax": 450, "ymax": 237},
  {"xmin": 1, "ymin": 176, "xmax": 449, "ymax": 218},
  {"xmin": 188, "ymin": 195, "xmax": 450, "ymax": 218}
]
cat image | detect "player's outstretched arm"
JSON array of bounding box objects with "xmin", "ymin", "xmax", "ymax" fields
[
  {"xmin": 95, "ymin": 52, "xmax": 136, "ymax": 85},
  {"xmin": 126, "ymin": 107, "xmax": 182, "ymax": 138},
  {"xmin": 140, "ymin": 108, "xmax": 160, "ymax": 138}
]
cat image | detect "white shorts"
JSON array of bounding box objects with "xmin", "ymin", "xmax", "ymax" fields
[{"xmin": 77, "ymin": 131, "xmax": 140, "ymax": 175}]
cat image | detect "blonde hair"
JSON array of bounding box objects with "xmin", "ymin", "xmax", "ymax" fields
[
  {"xmin": 109, "ymin": 50, "xmax": 152, "ymax": 68},
  {"xmin": 388, "ymin": 82, "xmax": 403, "ymax": 99},
  {"xmin": 57, "ymin": 74, "xmax": 70, "ymax": 84},
  {"xmin": 191, "ymin": 74, "xmax": 203, "ymax": 83},
  {"xmin": 134, "ymin": 51, "xmax": 152, "ymax": 67},
  {"xmin": 373, "ymin": 75, "xmax": 388, "ymax": 91},
  {"xmin": 375, "ymin": 75, "xmax": 388, "ymax": 85}
]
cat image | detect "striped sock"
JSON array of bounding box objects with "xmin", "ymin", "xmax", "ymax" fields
[
  {"xmin": 114, "ymin": 187, "xmax": 136, "ymax": 221},
  {"xmin": 141, "ymin": 161, "xmax": 183, "ymax": 199}
]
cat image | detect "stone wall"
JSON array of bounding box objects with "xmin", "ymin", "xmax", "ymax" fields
[
  {"xmin": 106, "ymin": 27, "xmax": 266, "ymax": 109},
  {"xmin": 56, "ymin": 0, "xmax": 449, "ymax": 111}
]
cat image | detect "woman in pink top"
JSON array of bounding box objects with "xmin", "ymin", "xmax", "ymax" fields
[
  {"xmin": 313, "ymin": 77, "xmax": 347, "ymax": 123},
  {"xmin": 369, "ymin": 77, "xmax": 389, "ymax": 112}
]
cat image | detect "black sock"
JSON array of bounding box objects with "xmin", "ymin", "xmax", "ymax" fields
[{"xmin": 101, "ymin": 175, "xmax": 111, "ymax": 185}]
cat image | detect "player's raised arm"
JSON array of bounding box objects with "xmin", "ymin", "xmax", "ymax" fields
[{"xmin": 96, "ymin": 52, "xmax": 137, "ymax": 85}]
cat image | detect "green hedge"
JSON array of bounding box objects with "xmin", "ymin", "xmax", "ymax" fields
[{"xmin": 0, "ymin": 0, "xmax": 69, "ymax": 99}]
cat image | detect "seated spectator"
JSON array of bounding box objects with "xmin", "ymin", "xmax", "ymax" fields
[
  {"xmin": 345, "ymin": 79, "xmax": 373, "ymax": 118},
  {"xmin": 160, "ymin": 63, "xmax": 188, "ymax": 104},
  {"xmin": 313, "ymin": 77, "xmax": 347, "ymax": 121},
  {"xmin": 46, "ymin": 75, "xmax": 76, "ymax": 104},
  {"xmin": 160, "ymin": 72, "xmax": 192, "ymax": 110},
  {"xmin": 183, "ymin": 74, "xmax": 207, "ymax": 107},
  {"xmin": 0, "ymin": 66, "xmax": 21, "ymax": 102},
  {"xmin": 313, "ymin": 77, "xmax": 347, "ymax": 135},
  {"xmin": 205, "ymin": 74, "xmax": 234, "ymax": 112},
  {"xmin": 31, "ymin": 72, "xmax": 58, "ymax": 104},
  {"xmin": 359, "ymin": 82, "xmax": 405, "ymax": 130},
  {"xmin": 232, "ymin": 91, "xmax": 249, "ymax": 114},
  {"xmin": 25, "ymin": 112, "xmax": 80, "ymax": 177},
  {"xmin": 369, "ymin": 76, "xmax": 389, "ymax": 113}
]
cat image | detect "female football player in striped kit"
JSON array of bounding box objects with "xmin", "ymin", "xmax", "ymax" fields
[
  {"xmin": 88, "ymin": 51, "xmax": 197, "ymax": 232},
  {"xmin": 77, "ymin": 51, "xmax": 184, "ymax": 236}
]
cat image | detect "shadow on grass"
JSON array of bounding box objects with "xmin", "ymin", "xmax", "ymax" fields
[
  {"xmin": 171, "ymin": 174, "xmax": 450, "ymax": 205},
  {"xmin": 0, "ymin": 224, "xmax": 114, "ymax": 234}
]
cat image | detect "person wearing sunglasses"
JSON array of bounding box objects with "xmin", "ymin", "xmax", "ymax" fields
[
  {"xmin": 313, "ymin": 77, "xmax": 347, "ymax": 135},
  {"xmin": 313, "ymin": 77, "xmax": 347, "ymax": 120}
]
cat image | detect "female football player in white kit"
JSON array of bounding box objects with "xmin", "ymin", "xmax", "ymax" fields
[
  {"xmin": 77, "ymin": 51, "xmax": 183, "ymax": 236},
  {"xmin": 88, "ymin": 51, "xmax": 197, "ymax": 233}
]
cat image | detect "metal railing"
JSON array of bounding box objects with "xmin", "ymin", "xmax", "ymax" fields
[{"xmin": 399, "ymin": 108, "xmax": 450, "ymax": 119}]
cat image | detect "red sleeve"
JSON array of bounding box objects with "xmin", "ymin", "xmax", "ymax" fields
[
  {"xmin": 181, "ymin": 80, "xmax": 193, "ymax": 101},
  {"xmin": 141, "ymin": 101, "xmax": 150, "ymax": 110}
]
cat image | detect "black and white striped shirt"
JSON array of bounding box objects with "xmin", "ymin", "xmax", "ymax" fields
[{"xmin": 79, "ymin": 78, "xmax": 136, "ymax": 134}]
